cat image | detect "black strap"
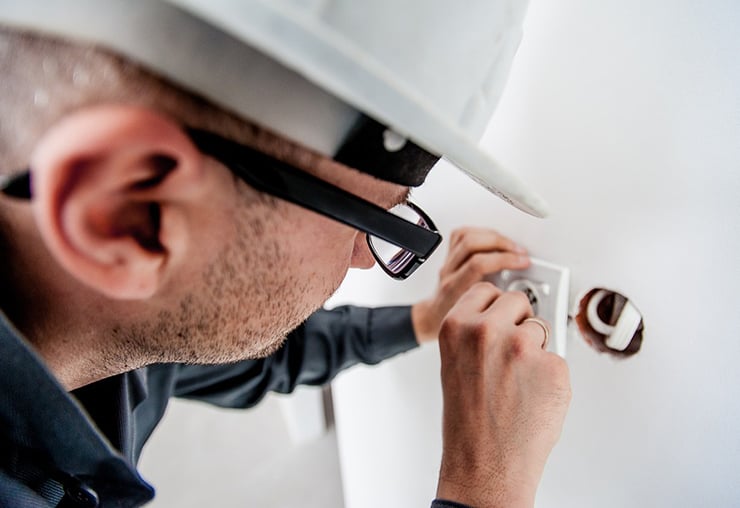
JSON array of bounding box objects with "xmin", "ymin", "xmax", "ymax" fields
[
  {"xmin": 334, "ymin": 114, "xmax": 439, "ymax": 187},
  {"xmin": 0, "ymin": 170, "xmax": 32, "ymax": 199}
]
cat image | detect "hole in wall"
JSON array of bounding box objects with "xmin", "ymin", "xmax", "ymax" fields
[{"xmin": 575, "ymin": 288, "xmax": 644, "ymax": 357}]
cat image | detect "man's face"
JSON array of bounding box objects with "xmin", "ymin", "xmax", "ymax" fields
[
  {"xmin": 12, "ymin": 104, "xmax": 410, "ymax": 367},
  {"xmin": 136, "ymin": 152, "xmax": 409, "ymax": 364}
]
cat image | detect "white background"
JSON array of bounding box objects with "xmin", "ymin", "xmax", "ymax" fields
[{"xmin": 332, "ymin": 0, "xmax": 740, "ymax": 506}]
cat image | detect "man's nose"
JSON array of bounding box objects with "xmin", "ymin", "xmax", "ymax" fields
[{"xmin": 350, "ymin": 234, "xmax": 376, "ymax": 269}]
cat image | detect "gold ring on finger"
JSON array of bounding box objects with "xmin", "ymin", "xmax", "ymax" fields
[{"xmin": 523, "ymin": 317, "xmax": 549, "ymax": 350}]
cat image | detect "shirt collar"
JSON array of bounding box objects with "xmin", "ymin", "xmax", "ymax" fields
[{"xmin": 0, "ymin": 311, "xmax": 154, "ymax": 504}]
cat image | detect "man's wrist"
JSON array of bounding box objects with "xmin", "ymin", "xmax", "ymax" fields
[
  {"xmin": 436, "ymin": 474, "xmax": 534, "ymax": 508},
  {"xmin": 411, "ymin": 299, "xmax": 436, "ymax": 343}
]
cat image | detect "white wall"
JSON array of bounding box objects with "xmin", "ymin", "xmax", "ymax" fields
[
  {"xmin": 139, "ymin": 390, "xmax": 344, "ymax": 507},
  {"xmin": 331, "ymin": 0, "xmax": 740, "ymax": 506}
]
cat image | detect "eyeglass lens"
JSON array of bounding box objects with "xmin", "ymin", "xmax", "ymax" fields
[{"xmin": 368, "ymin": 203, "xmax": 430, "ymax": 275}]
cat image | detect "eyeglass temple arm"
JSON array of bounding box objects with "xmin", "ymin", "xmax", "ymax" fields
[
  {"xmin": 0, "ymin": 147, "xmax": 441, "ymax": 260},
  {"xmin": 0, "ymin": 160, "xmax": 440, "ymax": 259},
  {"xmin": 188, "ymin": 129, "xmax": 441, "ymax": 258}
]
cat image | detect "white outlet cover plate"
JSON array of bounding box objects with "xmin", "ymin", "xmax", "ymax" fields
[{"xmin": 486, "ymin": 258, "xmax": 570, "ymax": 357}]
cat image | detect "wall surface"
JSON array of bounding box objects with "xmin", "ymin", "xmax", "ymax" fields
[
  {"xmin": 139, "ymin": 391, "xmax": 344, "ymax": 507},
  {"xmin": 331, "ymin": 0, "xmax": 740, "ymax": 506}
]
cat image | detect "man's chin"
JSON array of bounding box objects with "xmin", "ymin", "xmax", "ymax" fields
[
  {"xmin": 245, "ymin": 289, "xmax": 334, "ymax": 360},
  {"xmin": 244, "ymin": 334, "xmax": 289, "ymax": 359},
  {"xmin": 215, "ymin": 284, "xmax": 338, "ymax": 363}
]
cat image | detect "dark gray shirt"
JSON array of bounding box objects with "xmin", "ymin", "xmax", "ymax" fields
[{"xmin": 0, "ymin": 306, "xmax": 419, "ymax": 507}]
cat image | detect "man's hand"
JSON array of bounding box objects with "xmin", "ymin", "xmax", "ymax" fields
[
  {"xmin": 436, "ymin": 283, "xmax": 572, "ymax": 507},
  {"xmin": 412, "ymin": 227, "xmax": 530, "ymax": 343}
]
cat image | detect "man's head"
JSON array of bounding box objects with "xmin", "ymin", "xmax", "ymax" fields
[
  {"xmin": 0, "ymin": 28, "xmax": 412, "ymax": 386},
  {"xmin": 0, "ymin": 0, "xmax": 541, "ymax": 388}
]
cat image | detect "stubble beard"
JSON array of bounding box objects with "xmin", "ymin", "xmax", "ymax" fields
[{"xmin": 120, "ymin": 197, "xmax": 340, "ymax": 366}]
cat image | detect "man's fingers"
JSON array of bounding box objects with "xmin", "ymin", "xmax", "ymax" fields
[
  {"xmin": 442, "ymin": 252, "xmax": 530, "ymax": 298},
  {"xmin": 417, "ymin": 228, "xmax": 531, "ymax": 344},
  {"xmin": 446, "ymin": 228, "xmax": 526, "ymax": 273},
  {"xmin": 449, "ymin": 227, "xmax": 522, "ymax": 250},
  {"xmin": 488, "ymin": 291, "xmax": 535, "ymax": 325},
  {"xmin": 443, "ymin": 252, "xmax": 531, "ymax": 285},
  {"xmin": 449, "ymin": 282, "xmax": 503, "ymax": 315}
]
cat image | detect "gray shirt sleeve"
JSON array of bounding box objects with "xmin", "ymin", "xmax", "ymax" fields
[{"xmin": 171, "ymin": 305, "xmax": 418, "ymax": 408}]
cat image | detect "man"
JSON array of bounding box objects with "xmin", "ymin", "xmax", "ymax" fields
[{"xmin": 0, "ymin": 2, "xmax": 571, "ymax": 507}]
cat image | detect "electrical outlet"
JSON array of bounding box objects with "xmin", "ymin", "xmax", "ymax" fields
[{"xmin": 486, "ymin": 258, "xmax": 570, "ymax": 357}]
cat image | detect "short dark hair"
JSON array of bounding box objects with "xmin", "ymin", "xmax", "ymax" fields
[{"xmin": 0, "ymin": 26, "xmax": 331, "ymax": 176}]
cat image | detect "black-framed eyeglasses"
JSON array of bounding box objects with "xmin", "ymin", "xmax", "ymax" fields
[{"xmin": 0, "ymin": 128, "xmax": 442, "ymax": 280}]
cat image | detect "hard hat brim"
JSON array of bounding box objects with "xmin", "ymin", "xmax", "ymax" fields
[{"xmin": 0, "ymin": 0, "xmax": 549, "ymax": 217}]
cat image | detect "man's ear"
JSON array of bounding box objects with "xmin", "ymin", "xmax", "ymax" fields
[{"xmin": 30, "ymin": 105, "xmax": 206, "ymax": 300}]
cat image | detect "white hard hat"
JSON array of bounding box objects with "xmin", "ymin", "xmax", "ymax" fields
[{"xmin": 0, "ymin": 0, "xmax": 549, "ymax": 217}]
